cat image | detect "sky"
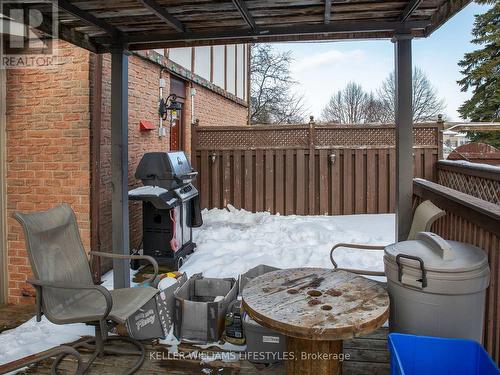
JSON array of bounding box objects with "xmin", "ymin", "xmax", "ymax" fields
[{"xmin": 271, "ymin": 3, "xmax": 488, "ymax": 122}]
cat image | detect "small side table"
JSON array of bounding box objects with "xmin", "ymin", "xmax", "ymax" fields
[{"xmin": 242, "ymin": 268, "xmax": 389, "ymax": 375}]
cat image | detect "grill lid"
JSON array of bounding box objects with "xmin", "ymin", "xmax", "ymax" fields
[{"xmin": 135, "ymin": 151, "xmax": 196, "ymax": 187}]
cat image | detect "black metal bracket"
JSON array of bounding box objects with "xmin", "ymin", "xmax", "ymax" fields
[{"xmin": 396, "ymin": 253, "xmax": 427, "ymax": 288}]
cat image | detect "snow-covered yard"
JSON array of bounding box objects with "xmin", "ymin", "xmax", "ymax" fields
[
  {"xmin": 184, "ymin": 205, "xmax": 394, "ymax": 278},
  {"xmin": 0, "ymin": 207, "xmax": 394, "ymax": 367}
]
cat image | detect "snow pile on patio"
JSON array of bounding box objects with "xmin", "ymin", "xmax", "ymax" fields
[{"xmin": 182, "ymin": 205, "xmax": 394, "ymax": 278}]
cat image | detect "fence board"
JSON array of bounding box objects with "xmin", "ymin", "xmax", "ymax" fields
[
  {"xmin": 193, "ymin": 123, "xmax": 440, "ymax": 215},
  {"xmin": 233, "ymin": 150, "xmax": 242, "ymax": 209},
  {"xmin": 265, "ymin": 150, "xmax": 274, "ymax": 213},
  {"xmin": 296, "ymin": 149, "xmax": 306, "ymax": 215},
  {"xmin": 244, "ymin": 150, "xmax": 253, "ymax": 210},
  {"xmin": 378, "ymin": 150, "xmax": 388, "ymax": 213},
  {"xmin": 389, "ymin": 149, "xmax": 396, "ymax": 212},
  {"xmin": 211, "ymin": 151, "xmax": 221, "ymax": 208},
  {"xmin": 319, "ymin": 150, "xmax": 329, "ymax": 215},
  {"xmin": 275, "ymin": 150, "xmax": 285, "ymax": 214},
  {"xmin": 367, "ymin": 149, "xmax": 377, "ymax": 214},
  {"xmin": 343, "ymin": 149, "xmax": 353, "ymax": 215},
  {"xmin": 355, "ymin": 149, "xmax": 365, "ymax": 214},
  {"xmin": 222, "ymin": 152, "xmax": 231, "ymax": 208},
  {"xmin": 285, "ymin": 149, "xmax": 294, "ymax": 215},
  {"xmin": 200, "ymin": 150, "xmax": 209, "ymax": 209},
  {"xmin": 331, "ymin": 151, "xmax": 341, "ymax": 215},
  {"xmin": 255, "ymin": 150, "xmax": 264, "ymax": 212}
]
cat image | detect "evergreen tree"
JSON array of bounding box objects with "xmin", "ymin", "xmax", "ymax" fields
[{"xmin": 457, "ymin": 0, "xmax": 500, "ymax": 147}]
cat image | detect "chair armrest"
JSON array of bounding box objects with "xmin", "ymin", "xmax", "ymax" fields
[
  {"xmin": 330, "ymin": 243, "xmax": 386, "ymax": 277},
  {"xmin": 89, "ymin": 251, "xmax": 159, "ymax": 286},
  {"xmin": 27, "ymin": 278, "xmax": 113, "ymax": 321}
]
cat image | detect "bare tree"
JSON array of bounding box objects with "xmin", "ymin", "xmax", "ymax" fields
[
  {"xmin": 321, "ymin": 82, "xmax": 383, "ymax": 124},
  {"xmin": 250, "ymin": 44, "xmax": 307, "ymax": 124},
  {"xmin": 377, "ymin": 67, "xmax": 446, "ymax": 123}
]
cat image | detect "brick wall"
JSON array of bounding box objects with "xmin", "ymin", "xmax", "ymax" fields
[
  {"xmin": 5, "ymin": 41, "xmax": 92, "ymax": 304},
  {"xmin": 97, "ymin": 54, "xmax": 171, "ymax": 260},
  {"xmin": 182, "ymin": 82, "xmax": 249, "ymax": 156},
  {"xmin": 3, "ymin": 41, "xmax": 248, "ymax": 301},
  {"xmin": 97, "ymin": 54, "xmax": 248, "ymax": 269}
]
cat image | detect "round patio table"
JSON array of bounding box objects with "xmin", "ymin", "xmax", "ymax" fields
[{"xmin": 241, "ymin": 268, "xmax": 389, "ymax": 375}]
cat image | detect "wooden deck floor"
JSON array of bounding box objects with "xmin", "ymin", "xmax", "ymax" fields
[
  {"xmin": 0, "ymin": 304, "xmax": 35, "ymax": 334},
  {"xmin": 1, "ymin": 304, "xmax": 389, "ymax": 375}
]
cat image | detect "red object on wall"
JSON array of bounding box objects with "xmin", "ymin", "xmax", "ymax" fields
[{"xmin": 140, "ymin": 120, "xmax": 156, "ymax": 131}]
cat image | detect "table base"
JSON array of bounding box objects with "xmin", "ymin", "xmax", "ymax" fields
[{"xmin": 285, "ymin": 337, "xmax": 343, "ymax": 375}]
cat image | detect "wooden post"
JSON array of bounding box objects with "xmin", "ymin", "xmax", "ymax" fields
[
  {"xmin": 437, "ymin": 114, "xmax": 444, "ymax": 160},
  {"xmin": 393, "ymin": 34, "xmax": 413, "ymax": 241},
  {"xmin": 111, "ymin": 48, "xmax": 130, "ymax": 288}
]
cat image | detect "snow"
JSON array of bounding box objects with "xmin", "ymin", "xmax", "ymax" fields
[
  {"xmin": 0, "ymin": 207, "xmax": 394, "ymax": 367},
  {"xmin": 438, "ymin": 159, "xmax": 500, "ymax": 173},
  {"xmin": 182, "ymin": 205, "xmax": 394, "ymax": 279}
]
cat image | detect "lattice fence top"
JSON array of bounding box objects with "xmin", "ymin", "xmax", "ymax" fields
[
  {"xmin": 194, "ymin": 124, "xmax": 440, "ymax": 150},
  {"xmin": 437, "ymin": 163, "xmax": 500, "ymax": 205},
  {"xmin": 196, "ymin": 126, "xmax": 310, "ymax": 150}
]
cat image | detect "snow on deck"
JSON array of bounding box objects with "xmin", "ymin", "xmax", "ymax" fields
[{"xmin": 0, "ymin": 207, "xmax": 394, "ymax": 367}]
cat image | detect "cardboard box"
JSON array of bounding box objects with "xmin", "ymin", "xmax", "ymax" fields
[
  {"xmin": 174, "ymin": 274, "xmax": 238, "ymax": 343},
  {"xmin": 125, "ymin": 274, "xmax": 188, "ymax": 340}
]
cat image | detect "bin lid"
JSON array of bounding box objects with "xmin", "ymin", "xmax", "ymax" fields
[{"xmin": 385, "ymin": 232, "xmax": 488, "ymax": 273}]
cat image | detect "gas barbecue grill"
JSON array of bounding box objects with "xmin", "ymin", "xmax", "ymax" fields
[{"xmin": 129, "ymin": 151, "xmax": 202, "ymax": 269}]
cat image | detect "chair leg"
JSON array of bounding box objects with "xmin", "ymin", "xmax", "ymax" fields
[{"xmin": 50, "ymin": 325, "xmax": 146, "ymax": 375}]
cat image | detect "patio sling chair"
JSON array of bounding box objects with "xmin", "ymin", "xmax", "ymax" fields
[
  {"xmin": 330, "ymin": 200, "xmax": 445, "ymax": 276},
  {"xmin": 14, "ymin": 203, "xmax": 160, "ymax": 375}
]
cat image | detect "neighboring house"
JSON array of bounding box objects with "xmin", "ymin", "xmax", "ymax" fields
[
  {"xmin": 443, "ymin": 130, "xmax": 469, "ymax": 158},
  {"xmin": 443, "ymin": 130, "xmax": 469, "ymax": 149},
  {"xmin": 2, "ymin": 41, "xmax": 250, "ymax": 304}
]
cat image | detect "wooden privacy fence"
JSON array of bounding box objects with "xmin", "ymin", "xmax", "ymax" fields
[
  {"xmin": 413, "ymin": 179, "xmax": 500, "ymax": 364},
  {"xmin": 192, "ymin": 122, "xmax": 442, "ymax": 215}
]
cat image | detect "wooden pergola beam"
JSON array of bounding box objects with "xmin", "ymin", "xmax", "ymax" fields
[
  {"xmin": 232, "ymin": 0, "xmax": 257, "ymax": 31},
  {"xmin": 324, "ymin": 0, "xmax": 332, "ymax": 24},
  {"xmin": 399, "ymin": 0, "xmax": 423, "ymax": 22},
  {"xmin": 109, "ymin": 20, "xmax": 429, "ymax": 46},
  {"xmin": 53, "ymin": 0, "xmax": 121, "ymax": 36},
  {"xmin": 138, "ymin": 0, "xmax": 185, "ymax": 33}
]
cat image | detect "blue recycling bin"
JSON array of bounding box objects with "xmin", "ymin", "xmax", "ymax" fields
[{"xmin": 388, "ymin": 333, "xmax": 499, "ymax": 375}]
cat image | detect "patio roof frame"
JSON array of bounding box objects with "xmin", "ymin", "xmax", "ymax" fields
[{"xmin": 22, "ymin": 0, "xmax": 468, "ymax": 287}]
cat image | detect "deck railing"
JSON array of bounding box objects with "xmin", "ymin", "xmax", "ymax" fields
[
  {"xmin": 437, "ymin": 160, "xmax": 500, "ymax": 205},
  {"xmin": 192, "ymin": 122, "xmax": 442, "ymax": 215},
  {"xmin": 413, "ymin": 178, "xmax": 500, "ymax": 364}
]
